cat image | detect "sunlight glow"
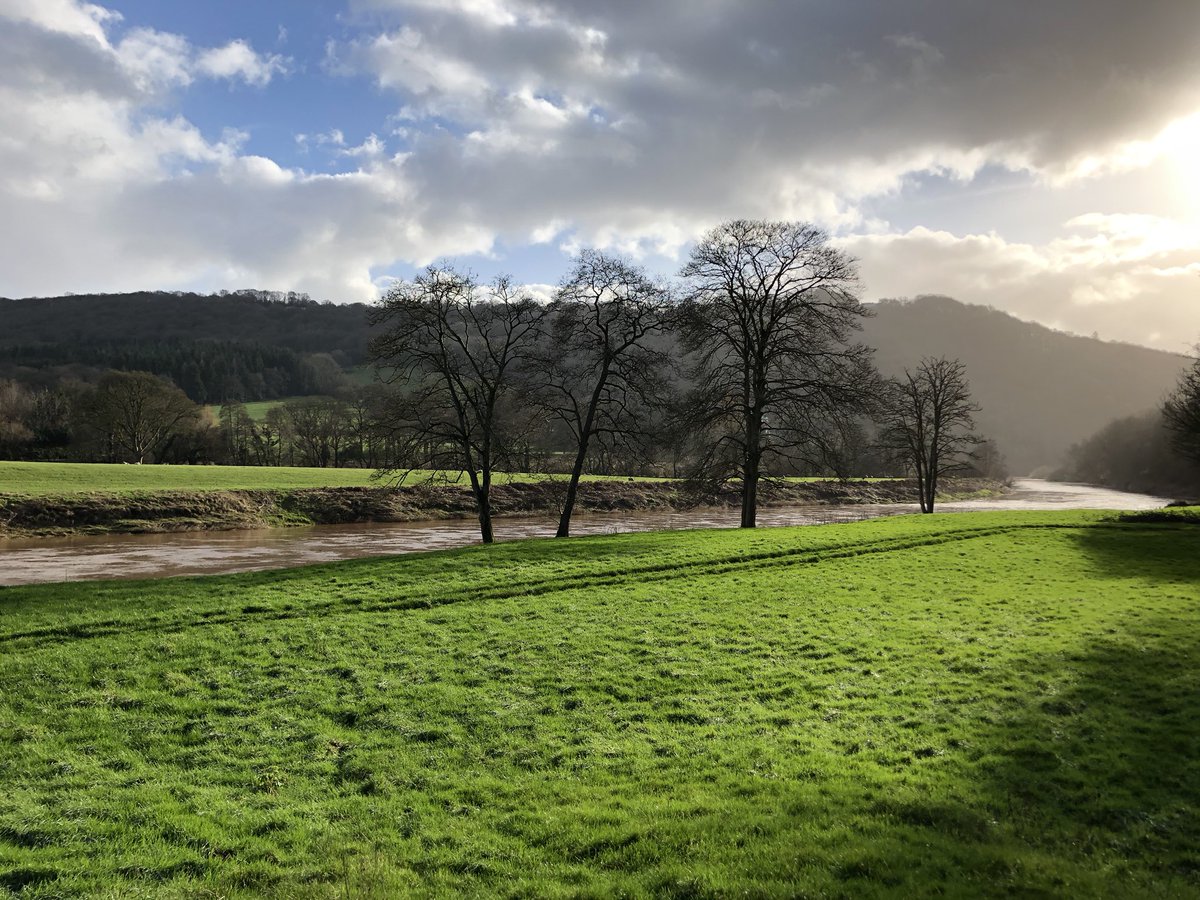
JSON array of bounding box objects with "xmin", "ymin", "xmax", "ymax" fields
[{"xmin": 1156, "ymin": 113, "xmax": 1200, "ymax": 220}]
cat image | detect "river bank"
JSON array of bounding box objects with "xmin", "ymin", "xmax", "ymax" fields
[{"xmin": 0, "ymin": 477, "xmax": 1005, "ymax": 538}]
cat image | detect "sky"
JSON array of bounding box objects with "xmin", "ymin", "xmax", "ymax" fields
[{"xmin": 1, "ymin": 0, "xmax": 1199, "ymax": 351}]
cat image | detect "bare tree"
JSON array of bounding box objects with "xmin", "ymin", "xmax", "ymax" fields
[
  {"xmin": 881, "ymin": 357, "xmax": 982, "ymax": 513},
  {"xmin": 285, "ymin": 397, "xmax": 350, "ymax": 468},
  {"xmin": 344, "ymin": 384, "xmax": 388, "ymax": 468},
  {"xmin": 679, "ymin": 220, "xmax": 875, "ymax": 527},
  {"xmin": 255, "ymin": 407, "xmax": 289, "ymax": 466},
  {"xmin": 795, "ymin": 411, "xmax": 875, "ymax": 483},
  {"xmin": 0, "ymin": 380, "xmax": 34, "ymax": 458},
  {"xmin": 219, "ymin": 402, "xmax": 257, "ymax": 465},
  {"xmin": 1163, "ymin": 350, "xmax": 1200, "ymax": 463},
  {"xmin": 370, "ymin": 266, "xmax": 545, "ymax": 544},
  {"xmin": 530, "ymin": 250, "xmax": 675, "ymax": 537},
  {"xmin": 81, "ymin": 371, "xmax": 200, "ymax": 464}
]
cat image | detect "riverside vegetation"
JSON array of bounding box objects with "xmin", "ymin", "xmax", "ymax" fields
[
  {"xmin": 1, "ymin": 509, "xmax": 1198, "ymax": 896},
  {"xmin": 0, "ymin": 461, "xmax": 1001, "ymax": 537}
]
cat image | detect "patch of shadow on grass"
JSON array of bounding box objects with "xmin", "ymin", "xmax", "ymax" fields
[
  {"xmin": 1070, "ymin": 521, "xmax": 1200, "ymax": 583},
  {"xmin": 978, "ymin": 625, "xmax": 1200, "ymax": 884},
  {"xmin": 0, "ymin": 867, "xmax": 59, "ymax": 892}
]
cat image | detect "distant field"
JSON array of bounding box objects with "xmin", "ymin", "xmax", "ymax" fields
[
  {"xmin": 0, "ymin": 510, "xmax": 1196, "ymax": 896},
  {"xmin": 205, "ymin": 397, "xmax": 320, "ymax": 422},
  {"xmin": 0, "ymin": 461, "xmax": 674, "ymax": 497},
  {"xmin": 0, "ymin": 461, "xmax": 384, "ymax": 495}
]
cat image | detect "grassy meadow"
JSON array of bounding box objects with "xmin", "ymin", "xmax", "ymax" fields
[
  {"xmin": 0, "ymin": 461, "xmax": 385, "ymax": 496},
  {"xmin": 0, "ymin": 461, "xmax": 879, "ymax": 499},
  {"xmin": 0, "ymin": 462, "xmax": 678, "ymax": 498},
  {"xmin": 207, "ymin": 398, "xmax": 315, "ymax": 423},
  {"xmin": 1, "ymin": 510, "xmax": 1198, "ymax": 896}
]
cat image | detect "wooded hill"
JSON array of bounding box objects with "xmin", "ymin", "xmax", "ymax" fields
[
  {"xmin": 861, "ymin": 296, "xmax": 1188, "ymax": 474},
  {"xmin": 0, "ymin": 290, "xmax": 1187, "ymax": 473},
  {"xmin": 0, "ymin": 291, "xmax": 372, "ymax": 403}
]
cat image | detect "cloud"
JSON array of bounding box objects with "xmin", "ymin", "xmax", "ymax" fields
[
  {"xmin": 115, "ymin": 27, "xmax": 194, "ymax": 91},
  {"xmin": 196, "ymin": 40, "xmax": 289, "ymax": 87},
  {"xmin": 0, "ymin": 0, "xmax": 120, "ymax": 44},
  {"xmin": 324, "ymin": 0, "xmax": 1200, "ymax": 258},
  {"xmin": 843, "ymin": 218, "xmax": 1200, "ymax": 351}
]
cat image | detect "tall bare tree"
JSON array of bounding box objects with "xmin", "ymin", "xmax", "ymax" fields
[
  {"xmin": 285, "ymin": 397, "xmax": 350, "ymax": 468},
  {"xmin": 531, "ymin": 250, "xmax": 674, "ymax": 537},
  {"xmin": 679, "ymin": 220, "xmax": 875, "ymax": 527},
  {"xmin": 83, "ymin": 371, "xmax": 199, "ymax": 464},
  {"xmin": 881, "ymin": 357, "xmax": 981, "ymax": 513},
  {"xmin": 371, "ymin": 266, "xmax": 545, "ymax": 544},
  {"xmin": 219, "ymin": 402, "xmax": 257, "ymax": 465},
  {"xmin": 1163, "ymin": 350, "xmax": 1200, "ymax": 463}
]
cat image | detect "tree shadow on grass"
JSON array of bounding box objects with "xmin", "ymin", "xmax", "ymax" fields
[
  {"xmin": 959, "ymin": 521, "xmax": 1200, "ymax": 888},
  {"xmin": 1069, "ymin": 519, "xmax": 1200, "ymax": 583},
  {"xmin": 971, "ymin": 622, "xmax": 1200, "ymax": 890}
]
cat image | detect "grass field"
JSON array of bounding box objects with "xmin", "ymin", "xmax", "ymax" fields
[
  {"xmin": 1, "ymin": 510, "xmax": 1198, "ymax": 896},
  {"xmin": 207, "ymin": 398, "xmax": 319, "ymax": 423},
  {"xmin": 0, "ymin": 461, "xmax": 875, "ymax": 498},
  {"xmin": 0, "ymin": 462, "xmax": 677, "ymax": 497},
  {"xmin": 0, "ymin": 461, "xmax": 387, "ymax": 495},
  {"xmin": 238, "ymin": 399, "xmax": 293, "ymax": 422}
]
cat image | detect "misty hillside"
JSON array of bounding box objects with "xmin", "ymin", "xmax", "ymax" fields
[
  {"xmin": 862, "ymin": 296, "xmax": 1188, "ymax": 473},
  {"xmin": 1, "ymin": 291, "xmax": 1187, "ymax": 473}
]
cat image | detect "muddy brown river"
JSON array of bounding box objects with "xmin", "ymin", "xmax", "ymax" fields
[{"xmin": 0, "ymin": 479, "xmax": 1170, "ymax": 586}]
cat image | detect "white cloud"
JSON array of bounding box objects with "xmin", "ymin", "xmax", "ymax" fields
[
  {"xmin": 115, "ymin": 27, "xmax": 193, "ymax": 91},
  {"xmin": 360, "ymin": 26, "xmax": 491, "ymax": 111},
  {"xmin": 324, "ymin": 0, "xmax": 1200, "ymax": 268},
  {"xmin": 0, "ymin": 0, "xmax": 119, "ymax": 44},
  {"xmin": 844, "ymin": 217, "xmax": 1200, "ymax": 350},
  {"xmin": 197, "ymin": 39, "xmax": 288, "ymax": 87}
]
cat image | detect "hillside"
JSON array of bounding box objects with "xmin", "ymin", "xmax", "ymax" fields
[
  {"xmin": 0, "ymin": 290, "xmax": 373, "ymax": 364},
  {"xmin": 862, "ymin": 296, "xmax": 1189, "ymax": 473},
  {"xmin": 0, "ymin": 291, "xmax": 375, "ymax": 403},
  {"xmin": 0, "ymin": 291, "xmax": 1188, "ymax": 472}
]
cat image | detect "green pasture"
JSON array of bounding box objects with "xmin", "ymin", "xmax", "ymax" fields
[
  {"xmin": 0, "ymin": 462, "xmax": 679, "ymax": 497},
  {"xmin": 1, "ymin": 510, "xmax": 1198, "ymax": 896},
  {"xmin": 0, "ymin": 461, "xmax": 384, "ymax": 495},
  {"xmin": 203, "ymin": 397, "xmax": 315, "ymax": 423}
]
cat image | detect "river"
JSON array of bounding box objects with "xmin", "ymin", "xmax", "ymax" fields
[{"xmin": 0, "ymin": 479, "xmax": 1170, "ymax": 586}]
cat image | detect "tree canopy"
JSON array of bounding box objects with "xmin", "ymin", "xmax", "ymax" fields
[{"xmin": 679, "ymin": 220, "xmax": 876, "ymax": 527}]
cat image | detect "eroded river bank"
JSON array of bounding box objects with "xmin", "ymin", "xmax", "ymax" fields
[
  {"xmin": 0, "ymin": 479, "xmax": 1168, "ymax": 585},
  {"xmin": 0, "ymin": 476, "xmax": 997, "ymax": 538}
]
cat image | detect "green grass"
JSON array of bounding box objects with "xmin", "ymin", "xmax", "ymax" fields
[
  {"xmin": 203, "ymin": 396, "xmax": 329, "ymax": 423},
  {"xmin": 1, "ymin": 510, "xmax": 1198, "ymax": 896},
  {"xmin": 0, "ymin": 462, "xmax": 670, "ymax": 497},
  {"xmin": 0, "ymin": 461, "xmax": 385, "ymax": 495},
  {"xmin": 239, "ymin": 399, "xmax": 291, "ymax": 421}
]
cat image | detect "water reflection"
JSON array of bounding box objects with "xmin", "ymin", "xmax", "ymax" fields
[{"xmin": 0, "ymin": 479, "xmax": 1168, "ymax": 586}]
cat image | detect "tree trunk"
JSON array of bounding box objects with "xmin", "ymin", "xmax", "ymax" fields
[
  {"xmin": 556, "ymin": 361, "xmax": 609, "ymax": 538},
  {"xmin": 464, "ymin": 458, "xmax": 494, "ymax": 544},
  {"xmin": 477, "ymin": 488, "xmax": 494, "ymax": 544},
  {"xmin": 741, "ymin": 413, "xmax": 762, "ymax": 528},
  {"xmin": 556, "ymin": 451, "xmax": 586, "ymax": 538}
]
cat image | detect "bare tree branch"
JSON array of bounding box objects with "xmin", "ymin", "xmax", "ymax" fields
[
  {"xmin": 370, "ymin": 265, "xmax": 546, "ymax": 543},
  {"xmin": 879, "ymin": 356, "xmax": 982, "ymax": 512},
  {"xmin": 678, "ymin": 220, "xmax": 877, "ymax": 527}
]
